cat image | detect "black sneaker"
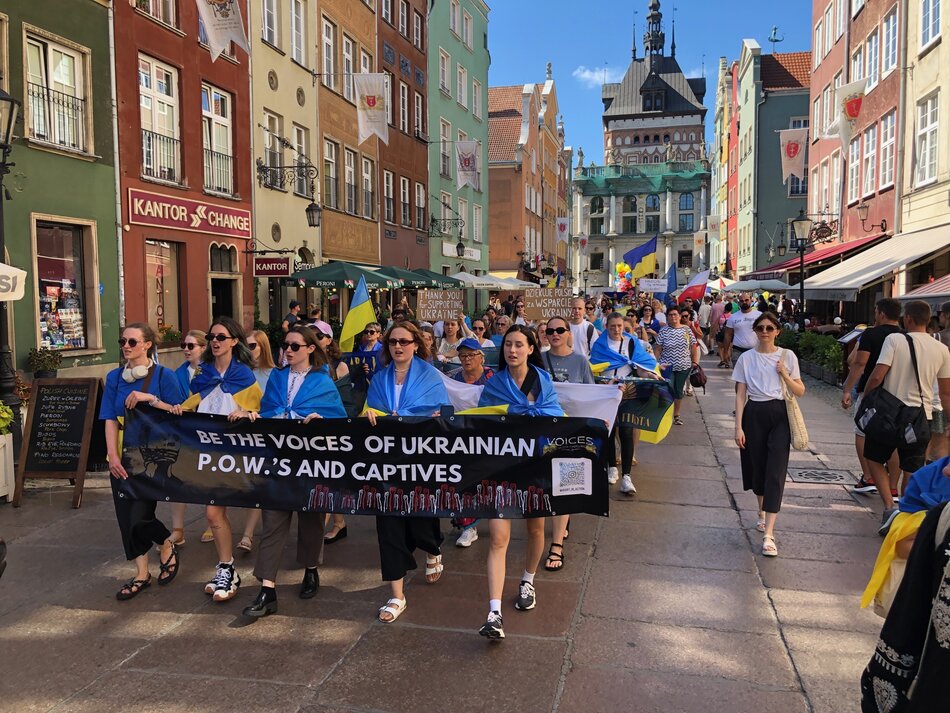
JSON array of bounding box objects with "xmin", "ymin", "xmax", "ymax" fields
[
  {"xmin": 852, "ymin": 477, "xmax": 878, "ymax": 494},
  {"xmin": 878, "ymin": 507, "xmax": 899, "ymax": 537},
  {"xmin": 514, "ymin": 580, "xmax": 536, "ymax": 611},
  {"xmin": 479, "ymin": 611, "xmax": 505, "ymax": 640},
  {"xmin": 210, "ymin": 563, "xmax": 241, "ymax": 602}
]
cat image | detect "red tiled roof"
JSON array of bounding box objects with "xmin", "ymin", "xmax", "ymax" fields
[
  {"xmin": 761, "ymin": 51, "xmax": 811, "ymax": 91},
  {"xmin": 488, "ymin": 85, "xmax": 524, "ymax": 114},
  {"xmin": 488, "ymin": 116, "xmax": 521, "ymax": 162}
]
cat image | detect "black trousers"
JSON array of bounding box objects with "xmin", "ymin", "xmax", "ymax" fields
[
  {"xmin": 605, "ymin": 424, "xmax": 636, "ymax": 474},
  {"xmin": 740, "ymin": 399, "xmax": 791, "ymax": 513},
  {"xmin": 375, "ymin": 516, "xmax": 443, "ymax": 582},
  {"xmin": 253, "ymin": 510, "xmax": 324, "ymax": 583},
  {"xmin": 111, "ymin": 481, "xmax": 170, "ymax": 561}
]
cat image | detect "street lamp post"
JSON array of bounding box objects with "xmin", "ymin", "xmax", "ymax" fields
[
  {"xmin": 779, "ymin": 210, "xmax": 833, "ymax": 331},
  {"xmin": 582, "ymin": 269, "xmax": 590, "ymax": 296},
  {"xmin": 0, "ymin": 89, "xmax": 21, "ymax": 455}
]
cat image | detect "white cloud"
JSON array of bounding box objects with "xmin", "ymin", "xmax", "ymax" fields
[
  {"xmin": 685, "ymin": 66, "xmax": 705, "ymax": 79},
  {"xmin": 572, "ymin": 65, "xmax": 624, "ymax": 88}
]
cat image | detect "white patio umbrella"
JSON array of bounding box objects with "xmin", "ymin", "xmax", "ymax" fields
[
  {"xmin": 736, "ymin": 278, "xmax": 793, "ymax": 292},
  {"xmin": 449, "ymin": 272, "xmax": 508, "ymax": 290}
]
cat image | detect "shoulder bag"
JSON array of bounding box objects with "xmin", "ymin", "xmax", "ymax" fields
[{"xmin": 781, "ymin": 349, "xmax": 809, "ymax": 451}]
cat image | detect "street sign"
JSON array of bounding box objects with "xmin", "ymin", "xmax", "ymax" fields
[{"xmin": 253, "ymin": 256, "xmax": 293, "ymax": 277}]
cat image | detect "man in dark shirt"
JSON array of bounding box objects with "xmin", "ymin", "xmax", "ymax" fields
[
  {"xmin": 281, "ymin": 301, "xmax": 301, "ymax": 334},
  {"xmin": 841, "ymin": 298, "xmax": 902, "ymax": 496}
]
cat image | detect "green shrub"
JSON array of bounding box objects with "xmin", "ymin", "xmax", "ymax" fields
[
  {"xmin": 797, "ymin": 331, "xmax": 821, "ymax": 361},
  {"xmin": 775, "ymin": 330, "xmax": 799, "ymax": 351},
  {"xmin": 816, "ymin": 338, "xmax": 843, "ymax": 372}
]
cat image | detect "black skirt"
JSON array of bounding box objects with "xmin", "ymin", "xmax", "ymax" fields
[{"xmin": 739, "ymin": 399, "xmax": 790, "ymax": 513}]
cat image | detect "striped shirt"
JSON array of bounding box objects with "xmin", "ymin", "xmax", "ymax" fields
[{"xmin": 655, "ymin": 326, "xmax": 696, "ymax": 371}]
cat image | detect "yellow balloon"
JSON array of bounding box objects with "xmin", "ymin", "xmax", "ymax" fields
[{"xmin": 762, "ymin": 291, "xmax": 770, "ymax": 299}]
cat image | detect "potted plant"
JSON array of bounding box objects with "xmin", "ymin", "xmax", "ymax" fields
[
  {"xmin": 0, "ymin": 404, "xmax": 15, "ymax": 502},
  {"xmin": 157, "ymin": 323, "xmax": 182, "ymax": 348},
  {"xmin": 819, "ymin": 339, "xmax": 844, "ymax": 386},
  {"xmin": 27, "ymin": 347, "xmax": 62, "ymax": 379}
]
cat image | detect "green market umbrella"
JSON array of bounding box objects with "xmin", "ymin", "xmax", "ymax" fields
[
  {"xmin": 376, "ymin": 265, "xmax": 435, "ymax": 288},
  {"xmin": 412, "ymin": 268, "xmax": 464, "ymax": 289},
  {"xmin": 291, "ymin": 261, "xmax": 401, "ymax": 289}
]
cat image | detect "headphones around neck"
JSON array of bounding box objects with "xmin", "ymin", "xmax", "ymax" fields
[{"xmin": 122, "ymin": 359, "xmax": 153, "ymax": 383}]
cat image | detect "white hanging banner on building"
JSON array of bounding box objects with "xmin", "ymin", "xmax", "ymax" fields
[
  {"xmin": 779, "ymin": 128, "xmax": 809, "ymax": 182},
  {"xmin": 0, "ymin": 262, "xmax": 27, "ymax": 302},
  {"xmin": 455, "ymin": 140, "xmax": 479, "ymax": 190},
  {"xmin": 706, "ymin": 215, "xmax": 722, "ymax": 234},
  {"xmin": 555, "ymin": 217, "xmax": 569, "ymax": 243},
  {"xmin": 834, "ymin": 78, "xmax": 867, "ymax": 147},
  {"xmin": 194, "ymin": 0, "xmax": 250, "ymax": 62},
  {"xmin": 353, "ymin": 74, "xmax": 390, "ymax": 146},
  {"xmin": 577, "ymin": 234, "xmax": 589, "ymax": 256}
]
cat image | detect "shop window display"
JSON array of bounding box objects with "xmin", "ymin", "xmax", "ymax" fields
[{"xmin": 36, "ymin": 222, "xmax": 87, "ymax": 350}]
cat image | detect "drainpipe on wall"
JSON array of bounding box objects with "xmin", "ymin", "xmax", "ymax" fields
[
  {"xmin": 107, "ymin": 2, "xmax": 125, "ymax": 324},
  {"xmin": 753, "ymin": 84, "xmax": 767, "ymax": 271},
  {"xmin": 892, "ymin": 0, "xmax": 910, "ymax": 237}
]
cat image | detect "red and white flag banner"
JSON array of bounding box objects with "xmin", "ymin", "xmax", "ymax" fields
[
  {"xmin": 556, "ymin": 217, "xmax": 569, "ymax": 243},
  {"xmin": 779, "ymin": 128, "xmax": 808, "ymax": 182},
  {"xmin": 353, "ymin": 74, "xmax": 389, "ymax": 146},
  {"xmin": 455, "ymin": 140, "xmax": 479, "ymax": 190},
  {"xmin": 194, "ymin": 0, "xmax": 250, "ymax": 62},
  {"xmin": 834, "ymin": 78, "xmax": 867, "ymax": 147}
]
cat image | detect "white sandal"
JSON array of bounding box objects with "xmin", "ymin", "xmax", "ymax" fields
[
  {"xmin": 425, "ymin": 554, "xmax": 443, "ymax": 584},
  {"xmin": 762, "ymin": 535, "xmax": 778, "ymax": 557},
  {"xmin": 378, "ymin": 597, "xmax": 407, "ymax": 623},
  {"xmin": 756, "ymin": 512, "xmax": 766, "ymax": 533}
]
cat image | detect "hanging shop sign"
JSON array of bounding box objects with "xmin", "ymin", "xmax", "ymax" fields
[{"xmin": 128, "ymin": 188, "xmax": 252, "ymax": 239}]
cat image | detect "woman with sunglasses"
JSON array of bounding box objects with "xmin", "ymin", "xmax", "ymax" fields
[
  {"xmin": 639, "ymin": 305, "xmax": 661, "ymax": 342},
  {"xmin": 733, "ymin": 312, "xmax": 804, "ymax": 557},
  {"xmin": 248, "ymin": 329, "xmax": 276, "ymax": 394},
  {"xmin": 169, "ymin": 329, "xmax": 207, "ymax": 546},
  {"xmin": 238, "ymin": 326, "xmax": 346, "ymax": 619},
  {"xmin": 101, "ymin": 323, "xmax": 188, "ymax": 600},
  {"xmin": 363, "ymin": 321, "xmax": 449, "ymax": 624},
  {"xmin": 173, "ymin": 316, "xmax": 263, "ymax": 602},
  {"xmin": 470, "ymin": 318, "xmax": 495, "ymax": 348},
  {"xmin": 477, "ymin": 324, "xmax": 564, "ymax": 641}
]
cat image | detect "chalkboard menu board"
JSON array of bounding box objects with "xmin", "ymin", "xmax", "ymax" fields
[{"xmin": 14, "ymin": 378, "xmax": 102, "ymax": 508}]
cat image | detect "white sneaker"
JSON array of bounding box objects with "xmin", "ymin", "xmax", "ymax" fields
[
  {"xmin": 607, "ymin": 467, "xmax": 619, "ymax": 484},
  {"xmin": 456, "ymin": 527, "xmax": 479, "ymax": 548},
  {"xmin": 620, "ymin": 475, "xmax": 637, "ymax": 495}
]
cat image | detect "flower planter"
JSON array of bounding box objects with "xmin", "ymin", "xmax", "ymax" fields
[
  {"xmin": 33, "ymin": 370, "xmax": 57, "ymax": 380},
  {"xmin": 823, "ymin": 369, "xmax": 838, "ymax": 386},
  {"xmin": 0, "ymin": 433, "xmax": 15, "ymax": 503}
]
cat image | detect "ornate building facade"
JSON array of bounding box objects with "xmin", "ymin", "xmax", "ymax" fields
[{"xmin": 572, "ymin": 0, "xmax": 710, "ymax": 290}]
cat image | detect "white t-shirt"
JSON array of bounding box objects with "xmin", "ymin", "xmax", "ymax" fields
[
  {"xmin": 726, "ymin": 309, "xmax": 762, "ymax": 350},
  {"xmin": 197, "ymin": 386, "xmax": 238, "ymax": 416},
  {"xmin": 393, "ymin": 383, "xmax": 404, "ymax": 412},
  {"xmin": 606, "ymin": 337, "xmax": 633, "ymax": 378},
  {"xmin": 698, "ymin": 303, "xmax": 712, "ymax": 328},
  {"xmin": 732, "ymin": 348, "xmax": 801, "ymax": 401},
  {"xmin": 569, "ymin": 320, "xmax": 599, "ymax": 358},
  {"xmin": 877, "ymin": 332, "xmax": 950, "ymax": 418}
]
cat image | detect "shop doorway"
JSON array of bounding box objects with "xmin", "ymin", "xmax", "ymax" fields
[{"xmin": 210, "ymin": 278, "xmax": 235, "ymax": 319}]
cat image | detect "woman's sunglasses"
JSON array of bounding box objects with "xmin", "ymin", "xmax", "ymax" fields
[
  {"xmin": 388, "ymin": 338, "xmax": 415, "ymax": 347},
  {"xmin": 282, "ymin": 342, "xmax": 308, "ymax": 352},
  {"xmin": 206, "ymin": 333, "xmax": 233, "ymax": 342},
  {"xmin": 118, "ymin": 338, "xmax": 142, "ymax": 347},
  {"xmin": 247, "ymin": 342, "xmax": 259, "ymax": 350},
  {"xmin": 316, "ymin": 333, "xmax": 331, "ymax": 340},
  {"xmin": 754, "ymin": 325, "xmax": 777, "ymax": 333},
  {"xmin": 364, "ymin": 329, "xmax": 378, "ymax": 335},
  {"xmin": 180, "ymin": 342, "xmax": 198, "ymax": 350},
  {"xmin": 545, "ymin": 327, "xmax": 569, "ymax": 336},
  {"xmin": 472, "ymin": 326, "xmax": 485, "ymax": 331}
]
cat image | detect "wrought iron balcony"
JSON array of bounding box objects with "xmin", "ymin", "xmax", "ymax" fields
[
  {"xmin": 27, "ymin": 82, "xmax": 87, "ymax": 152},
  {"xmin": 141, "ymin": 129, "xmax": 181, "ymax": 183}
]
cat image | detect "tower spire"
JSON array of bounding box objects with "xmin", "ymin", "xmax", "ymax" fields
[
  {"xmin": 632, "ymin": 11, "xmax": 638, "ymax": 59},
  {"xmin": 671, "ymin": 6, "xmax": 676, "ymax": 58},
  {"xmin": 643, "ymin": 0, "xmax": 666, "ymax": 69}
]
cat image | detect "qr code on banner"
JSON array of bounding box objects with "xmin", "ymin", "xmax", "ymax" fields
[{"xmin": 551, "ymin": 458, "xmax": 592, "ymax": 497}]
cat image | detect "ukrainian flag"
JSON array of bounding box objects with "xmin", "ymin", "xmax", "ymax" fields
[
  {"xmin": 623, "ymin": 236, "xmax": 658, "ymax": 279},
  {"xmin": 340, "ymin": 276, "xmax": 377, "ymax": 352}
]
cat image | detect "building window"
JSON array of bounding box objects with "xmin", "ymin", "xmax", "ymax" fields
[
  {"xmin": 847, "ymin": 137, "xmax": 861, "ymax": 202},
  {"xmin": 811, "ymin": 167, "xmax": 820, "ymax": 213},
  {"xmin": 399, "ymin": 81, "xmax": 409, "ymax": 132},
  {"xmin": 789, "ymin": 174, "xmax": 807, "ymax": 196},
  {"xmin": 413, "ymin": 12, "xmax": 423, "ymax": 50},
  {"xmin": 209, "ymin": 244, "xmax": 238, "ymax": 273},
  {"xmin": 440, "ymin": 119, "xmax": 451, "ymax": 176},
  {"xmin": 414, "ymin": 92, "xmax": 424, "ymax": 135},
  {"xmin": 381, "ymin": 0, "xmax": 391, "ymax": 23},
  {"xmin": 137, "ymin": 0, "xmax": 176, "ymax": 27},
  {"xmin": 678, "ymin": 214, "xmax": 694, "ymax": 232},
  {"xmin": 457, "ymin": 197, "xmax": 468, "ymax": 239},
  {"xmin": 880, "ymin": 111, "xmax": 896, "ymax": 188},
  {"xmin": 138, "ymin": 54, "xmax": 180, "ymax": 182},
  {"xmin": 821, "ymin": 160, "xmax": 830, "ymax": 210},
  {"xmin": 812, "ymin": 97, "xmax": 821, "ymax": 135},
  {"xmin": 361, "ymin": 49, "xmax": 372, "ymax": 74},
  {"xmin": 473, "ymin": 203, "xmax": 482, "ymax": 243},
  {"xmin": 383, "ymin": 170, "xmax": 395, "ymax": 223},
  {"xmin": 866, "ymin": 30, "xmax": 879, "ymax": 89},
  {"xmin": 916, "ymin": 94, "xmax": 939, "ymax": 185},
  {"xmin": 462, "ymin": 10, "xmax": 473, "ymax": 48},
  {"xmin": 262, "ymin": 0, "xmax": 278, "ymax": 45},
  {"xmin": 440, "ymin": 191, "xmax": 452, "ymax": 224},
  {"xmin": 415, "ymin": 182, "xmax": 426, "ymax": 228},
  {"xmin": 293, "ymin": 125, "xmax": 309, "ymax": 196},
  {"xmin": 344, "ymin": 148, "xmax": 357, "ymax": 214},
  {"xmin": 589, "ymin": 252, "xmax": 604, "ymax": 271},
  {"xmin": 835, "ymin": 0, "xmax": 846, "ymax": 38},
  {"xmin": 922, "ymin": 0, "xmax": 941, "ymax": 48},
  {"xmin": 457, "ymin": 66, "xmax": 467, "ymax": 107},
  {"xmin": 342, "ymin": 36, "xmax": 354, "ymax": 102},
  {"xmin": 362, "ymin": 157, "xmax": 375, "ymax": 218},
  {"xmin": 679, "ymin": 193, "xmax": 693, "ymax": 211},
  {"xmin": 814, "ymin": 22, "xmax": 823, "ymax": 68},
  {"xmin": 145, "ymin": 240, "xmax": 181, "ymax": 336},
  {"xmin": 36, "ymin": 220, "xmax": 96, "ymax": 350},
  {"xmin": 26, "ymin": 34, "xmax": 89, "ymax": 153},
  {"xmin": 384, "ymin": 71, "xmax": 393, "ymax": 124},
  {"xmin": 201, "ymin": 84, "xmax": 232, "ymax": 194},
  {"xmin": 824, "ymin": 4, "xmax": 833, "ymax": 55},
  {"xmin": 322, "ymin": 18, "xmax": 336, "ymax": 91},
  {"xmin": 622, "ymin": 215, "xmax": 638, "ymax": 233},
  {"xmin": 677, "ymin": 251, "xmax": 693, "ymax": 269},
  {"xmin": 439, "ymin": 50, "xmax": 450, "ymax": 93},
  {"xmin": 851, "ymin": 45, "xmax": 864, "ymax": 81},
  {"xmin": 262, "ymin": 110, "xmax": 282, "ymax": 189},
  {"xmin": 831, "ymin": 151, "xmax": 841, "ymax": 212},
  {"xmin": 399, "ymin": 177, "xmax": 410, "ymax": 225},
  {"xmin": 323, "ymin": 139, "xmax": 338, "ymax": 208},
  {"xmin": 882, "ymin": 10, "xmax": 898, "ymax": 75},
  {"xmin": 822, "ymin": 84, "xmax": 832, "ymax": 132},
  {"xmin": 472, "ymin": 79, "xmax": 482, "ymax": 119},
  {"xmin": 291, "ymin": 0, "xmax": 305, "ymax": 63},
  {"xmin": 450, "ymin": 0, "xmax": 459, "ymax": 34},
  {"xmin": 399, "ymin": 1, "xmax": 408, "ymax": 35}
]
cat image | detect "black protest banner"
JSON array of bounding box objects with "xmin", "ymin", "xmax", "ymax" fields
[{"xmin": 117, "ymin": 410, "xmax": 609, "ymax": 519}]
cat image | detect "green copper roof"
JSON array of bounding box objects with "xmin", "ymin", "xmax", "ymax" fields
[{"xmin": 573, "ymin": 161, "xmax": 710, "ymax": 195}]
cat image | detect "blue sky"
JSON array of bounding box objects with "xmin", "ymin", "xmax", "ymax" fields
[{"xmin": 487, "ymin": 0, "xmax": 812, "ymax": 163}]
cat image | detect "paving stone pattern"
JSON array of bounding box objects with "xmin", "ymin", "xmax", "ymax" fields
[{"xmin": 0, "ymin": 357, "xmax": 886, "ymax": 712}]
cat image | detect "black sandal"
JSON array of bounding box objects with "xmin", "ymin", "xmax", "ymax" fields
[
  {"xmin": 116, "ymin": 573, "xmax": 152, "ymax": 600},
  {"xmin": 544, "ymin": 543, "xmax": 565, "ymax": 571},
  {"xmin": 157, "ymin": 544, "xmax": 180, "ymax": 586}
]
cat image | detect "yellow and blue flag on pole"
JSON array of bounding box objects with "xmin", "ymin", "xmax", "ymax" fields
[
  {"xmin": 339, "ymin": 276, "xmax": 377, "ymax": 352},
  {"xmin": 623, "ymin": 235, "xmax": 658, "ymax": 279}
]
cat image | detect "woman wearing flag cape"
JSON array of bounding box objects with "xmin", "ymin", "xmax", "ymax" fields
[
  {"xmin": 172, "ymin": 316, "xmax": 263, "ymax": 603},
  {"xmin": 590, "ymin": 312, "xmax": 661, "ymax": 496},
  {"xmin": 237, "ymin": 325, "xmax": 346, "ymax": 619},
  {"xmin": 476, "ymin": 325, "xmax": 564, "ymax": 641},
  {"xmin": 363, "ymin": 321, "xmax": 449, "ymax": 624}
]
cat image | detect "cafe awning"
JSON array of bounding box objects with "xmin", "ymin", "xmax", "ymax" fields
[
  {"xmin": 291, "ymin": 261, "xmax": 401, "ymax": 289},
  {"xmin": 412, "ymin": 269, "xmax": 464, "ymax": 288},
  {"xmin": 375, "ymin": 265, "xmax": 435, "ymax": 288},
  {"xmin": 895, "ymin": 273, "xmax": 950, "ymax": 305},
  {"xmin": 802, "ymin": 226, "xmax": 950, "ymax": 301},
  {"xmin": 743, "ymin": 233, "xmax": 886, "ymax": 280},
  {"xmin": 450, "ymin": 272, "xmax": 509, "ymax": 290}
]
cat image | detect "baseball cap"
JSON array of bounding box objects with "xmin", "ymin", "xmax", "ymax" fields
[{"xmin": 457, "ymin": 337, "xmax": 484, "ymax": 353}]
